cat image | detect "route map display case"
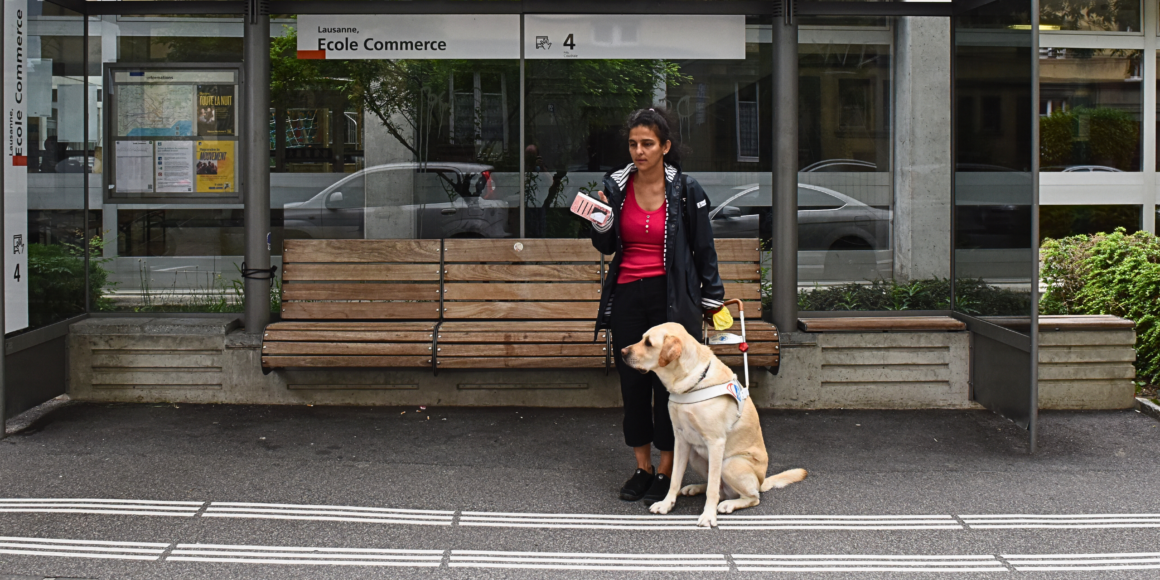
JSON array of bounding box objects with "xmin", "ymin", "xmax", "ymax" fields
[{"xmin": 103, "ymin": 64, "xmax": 243, "ymax": 204}]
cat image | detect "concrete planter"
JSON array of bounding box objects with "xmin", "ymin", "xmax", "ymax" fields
[{"xmin": 68, "ymin": 316, "xmax": 1137, "ymax": 410}]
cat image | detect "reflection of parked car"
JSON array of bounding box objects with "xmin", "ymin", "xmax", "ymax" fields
[
  {"xmin": 801, "ymin": 159, "xmax": 877, "ymax": 173},
  {"xmin": 709, "ymin": 184, "xmax": 892, "ymax": 252},
  {"xmin": 283, "ymin": 162, "xmax": 504, "ymax": 239},
  {"xmin": 1059, "ymin": 165, "xmax": 1123, "ymax": 173}
]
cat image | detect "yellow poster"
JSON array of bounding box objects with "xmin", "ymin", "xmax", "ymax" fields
[{"xmin": 195, "ymin": 141, "xmax": 236, "ymax": 193}]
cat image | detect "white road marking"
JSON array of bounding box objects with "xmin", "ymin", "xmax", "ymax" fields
[
  {"xmin": 168, "ymin": 543, "xmax": 443, "ymax": 566},
  {"xmin": 202, "ymin": 502, "xmax": 454, "ymax": 525},
  {"xmin": 0, "ymin": 536, "xmax": 168, "ymax": 561},
  {"xmin": 0, "ymin": 498, "xmax": 202, "ymax": 517},
  {"xmin": 450, "ymin": 550, "xmax": 729, "ymax": 571},
  {"xmin": 963, "ymin": 514, "xmax": 1160, "ymax": 529},
  {"xmin": 733, "ymin": 554, "xmax": 1008, "ymax": 572},
  {"xmin": 1005, "ymin": 552, "xmax": 1160, "ymax": 571},
  {"xmin": 460, "ymin": 511, "xmax": 961, "ymax": 530}
]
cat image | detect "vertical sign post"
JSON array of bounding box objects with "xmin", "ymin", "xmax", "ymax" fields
[{"xmin": 3, "ymin": 0, "xmax": 28, "ymax": 335}]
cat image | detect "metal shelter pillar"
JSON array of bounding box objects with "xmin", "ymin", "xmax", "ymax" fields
[
  {"xmin": 771, "ymin": 2, "xmax": 799, "ymax": 332},
  {"xmin": 243, "ymin": 0, "xmax": 272, "ymax": 334}
]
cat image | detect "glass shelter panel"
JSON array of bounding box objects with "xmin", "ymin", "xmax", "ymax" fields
[
  {"xmin": 522, "ymin": 16, "xmax": 772, "ymax": 240},
  {"xmin": 275, "ymin": 16, "xmax": 520, "ymax": 243},
  {"xmin": 954, "ymin": 0, "xmax": 1038, "ymax": 443},
  {"xmin": 97, "ymin": 16, "xmax": 247, "ymax": 313},
  {"xmin": 26, "ymin": 4, "xmax": 101, "ymax": 328},
  {"xmin": 797, "ymin": 36, "xmax": 893, "ymax": 293},
  {"xmin": 1040, "ymin": 48, "xmax": 1142, "ymax": 172},
  {"xmin": 1039, "ymin": 0, "xmax": 1141, "ymax": 32}
]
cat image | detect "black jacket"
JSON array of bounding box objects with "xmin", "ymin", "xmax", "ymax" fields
[{"xmin": 591, "ymin": 162, "xmax": 725, "ymax": 341}]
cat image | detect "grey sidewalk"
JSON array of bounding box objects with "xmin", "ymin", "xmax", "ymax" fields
[{"xmin": 1, "ymin": 403, "xmax": 1159, "ymax": 579}]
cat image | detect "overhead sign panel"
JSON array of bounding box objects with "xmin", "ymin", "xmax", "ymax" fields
[
  {"xmin": 297, "ymin": 15, "xmax": 521, "ymax": 60},
  {"xmin": 525, "ymin": 15, "xmax": 746, "ymax": 60}
]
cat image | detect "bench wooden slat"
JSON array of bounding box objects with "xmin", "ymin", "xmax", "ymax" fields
[
  {"xmin": 264, "ymin": 330, "xmax": 435, "ymax": 343},
  {"xmin": 437, "ymin": 357, "xmax": 605, "ymax": 369},
  {"xmin": 284, "ymin": 264, "xmax": 441, "ymax": 282},
  {"xmin": 437, "ymin": 331, "xmax": 604, "ymax": 343},
  {"xmin": 709, "ymin": 342, "xmax": 780, "ymax": 355},
  {"xmin": 443, "ymin": 302, "xmax": 599, "ymax": 320},
  {"xmin": 283, "ymin": 239, "xmax": 441, "ymax": 263},
  {"xmin": 723, "ymin": 283, "xmax": 761, "ymax": 300},
  {"xmin": 718, "ymin": 355, "xmax": 779, "ymax": 367},
  {"xmin": 714, "ymin": 238, "xmax": 761, "ymax": 263},
  {"xmin": 283, "ymin": 283, "xmax": 441, "ymax": 301},
  {"xmin": 445, "ymin": 264, "xmax": 601, "ymax": 282},
  {"xmin": 265, "ymin": 322, "xmax": 436, "ymax": 331},
  {"xmin": 263, "ymin": 356, "xmax": 431, "ymax": 368},
  {"xmin": 440, "ymin": 343, "xmax": 607, "ymax": 357},
  {"xmin": 439, "ymin": 321, "xmax": 597, "ymax": 331},
  {"xmin": 798, "ymin": 316, "xmax": 966, "ymax": 332},
  {"xmin": 443, "ymin": 282, "xmax": 602, "ymax": 301},
  {"xmin": 444, "ymin": 238, "xmax": 601, "ymax": 262},
  {"xmin": 263, "ymin": 342, "xmax": 433, "ymax": 356},
  {"xmin": 282, "ymin": 302, "xmax": 442, "ymax": 320},
  {"xmin": 718, "ymin": 263, "xmax": 761, "ymax": 281}
]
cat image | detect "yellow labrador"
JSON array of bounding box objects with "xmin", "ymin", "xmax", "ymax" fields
[{"xmin": 621, "ymin": 322, "xmax": 806, "ymax": 528}]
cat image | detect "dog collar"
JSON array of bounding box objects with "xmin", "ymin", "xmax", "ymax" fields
[{"xmin": 668, "ymin": 377, "xmax": 749, "ymax": 416}]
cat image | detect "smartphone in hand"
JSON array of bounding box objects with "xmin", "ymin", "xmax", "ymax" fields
[{"xmin": 570, "ymin": 192, "xmax": 612, "ymax": 227}]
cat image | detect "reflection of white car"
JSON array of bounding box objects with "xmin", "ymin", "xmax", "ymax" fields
[
  {"xmin": 283, "ymin": 162, "xmax": 509, "ymax": 239},
  {"xmin": 1060, "ymin": 165, "xmax": 1123, "ymax": 172},
  {"xmin": 801, "ymin": 159, "xmax": 877, "ymax": 173}
]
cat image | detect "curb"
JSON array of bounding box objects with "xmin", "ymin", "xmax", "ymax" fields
[
  {"xmin": 4, "ymin": 395, "xmax": 71, "ymax": 436},
  {"xmin": 1134, "ymin": 396, "xmax": 1160, "ymax": 422}
]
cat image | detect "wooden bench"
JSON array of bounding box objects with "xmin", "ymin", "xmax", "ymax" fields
[
  {"xmin": 437, "ymin": 238, "xmax": 609, "ymax": 370},
  {"xmin": 262, "ymin": 238, "xmax": 779, "ymax": 374},
  {"xmin": 262, "ymin": 240, "xmax": 442, "ymax": 369}
]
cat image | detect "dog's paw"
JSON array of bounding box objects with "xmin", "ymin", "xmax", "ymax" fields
[
  {"xmin": 649, "ymin": 498, "xmax": 675, "ymax": 515},
  {"xmin": 697, "ymin": 510, "xmax": 718, "ymax": 528},
  {"xmin": 680, "ymin": 484, "xmax": 706, "ymax": 496},
  {"xmin": 717, "ymin": 502, "xmax": 737, "ymax": 514}
]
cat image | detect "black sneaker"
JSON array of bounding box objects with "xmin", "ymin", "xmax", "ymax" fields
[
  {"xmin": 641, "ymin": 473, "xmax": 671, "ymax": 507},
  {"xmin": 619, "ymin": 468, "xmax": 655, "ymax": 501}
]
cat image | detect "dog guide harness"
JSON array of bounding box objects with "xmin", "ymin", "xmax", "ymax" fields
[{"xmin": 667, "ymin": 363, "xmax": 749, "ymax": 417}]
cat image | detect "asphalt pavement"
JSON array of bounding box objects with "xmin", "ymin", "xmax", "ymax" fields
[{"xmin": 1, "ymin": 402, "xmax": 1159, "ymax": 579}]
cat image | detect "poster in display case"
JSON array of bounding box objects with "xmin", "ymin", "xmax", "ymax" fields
[{"xmin": 104, "ymin": 64, "xmax": 242, "ymax": 203}]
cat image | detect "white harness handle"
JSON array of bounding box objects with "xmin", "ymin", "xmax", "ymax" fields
[{"xmin": 668, "ymin": 377, "xmax": 749, "ymax": 417}]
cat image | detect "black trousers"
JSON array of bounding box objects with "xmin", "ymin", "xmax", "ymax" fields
[{"xmin": 610, "ymin": 276, "xmax": 675, "ymax": 452}]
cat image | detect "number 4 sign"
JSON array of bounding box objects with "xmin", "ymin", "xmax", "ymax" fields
[{"xmin": 523, "ymin": 14, "xmax": 744, "ymax": 60}]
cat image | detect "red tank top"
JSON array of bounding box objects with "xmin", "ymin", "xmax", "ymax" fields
[{"xmin": 617, "ymin": 177, "xmax": 666, "ymax": 284}]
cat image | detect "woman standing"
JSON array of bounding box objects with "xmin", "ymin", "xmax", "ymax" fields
[{"xmin": 591, "ymin": 109, "xmax": 725, "ymax": 506}]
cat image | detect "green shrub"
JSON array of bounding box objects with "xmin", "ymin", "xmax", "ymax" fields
[
  {"xmin": 28, "ymin": 238, "xmax": 115, "ymax": 327},
  {"xmin": 796, "ymin": 277, "xmax": 1030, "ymax": 316},
  {"xmin": 1039, "ymin": 106, "xmax": 1140, "ymax": 170},
  {"xmin": 1041, "ymin": 229, "xmax": 1160, "ymax": 383}
]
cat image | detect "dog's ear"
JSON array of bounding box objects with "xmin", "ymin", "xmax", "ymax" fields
[{"xmin": 658, "ymin": 334, "xmax": 683, "ymax": 368}]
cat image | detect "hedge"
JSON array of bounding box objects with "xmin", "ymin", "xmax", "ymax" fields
[{"xmin": 1041, "ymin": 229, "xmax": 1160, "ymax": 384}]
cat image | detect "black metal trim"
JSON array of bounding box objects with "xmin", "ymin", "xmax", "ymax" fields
[
  {"xmin": 431, "ymin": 321, "xmax": 443, "ymax": 376},
  {"xmin": 952, "ymin": 313, "xmax": 1032, "ymax": 352},
  {"xmin": 432, "ymin": 239, "xmax": 447, "ymax": 375},
  {"xmin": 799, "ymin": 2, "xmax": 954, "ymax": 17},
  {"xmin": 84, "ymin": 1, "xmax": 245, "ymax": 15},
  {"xmin": 5, "ymin": 315, "xmax": 89, "ymax": 356},
  {"xmin": 61, "ymin": 0, "xmax": 962, "ymax": 17}
]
